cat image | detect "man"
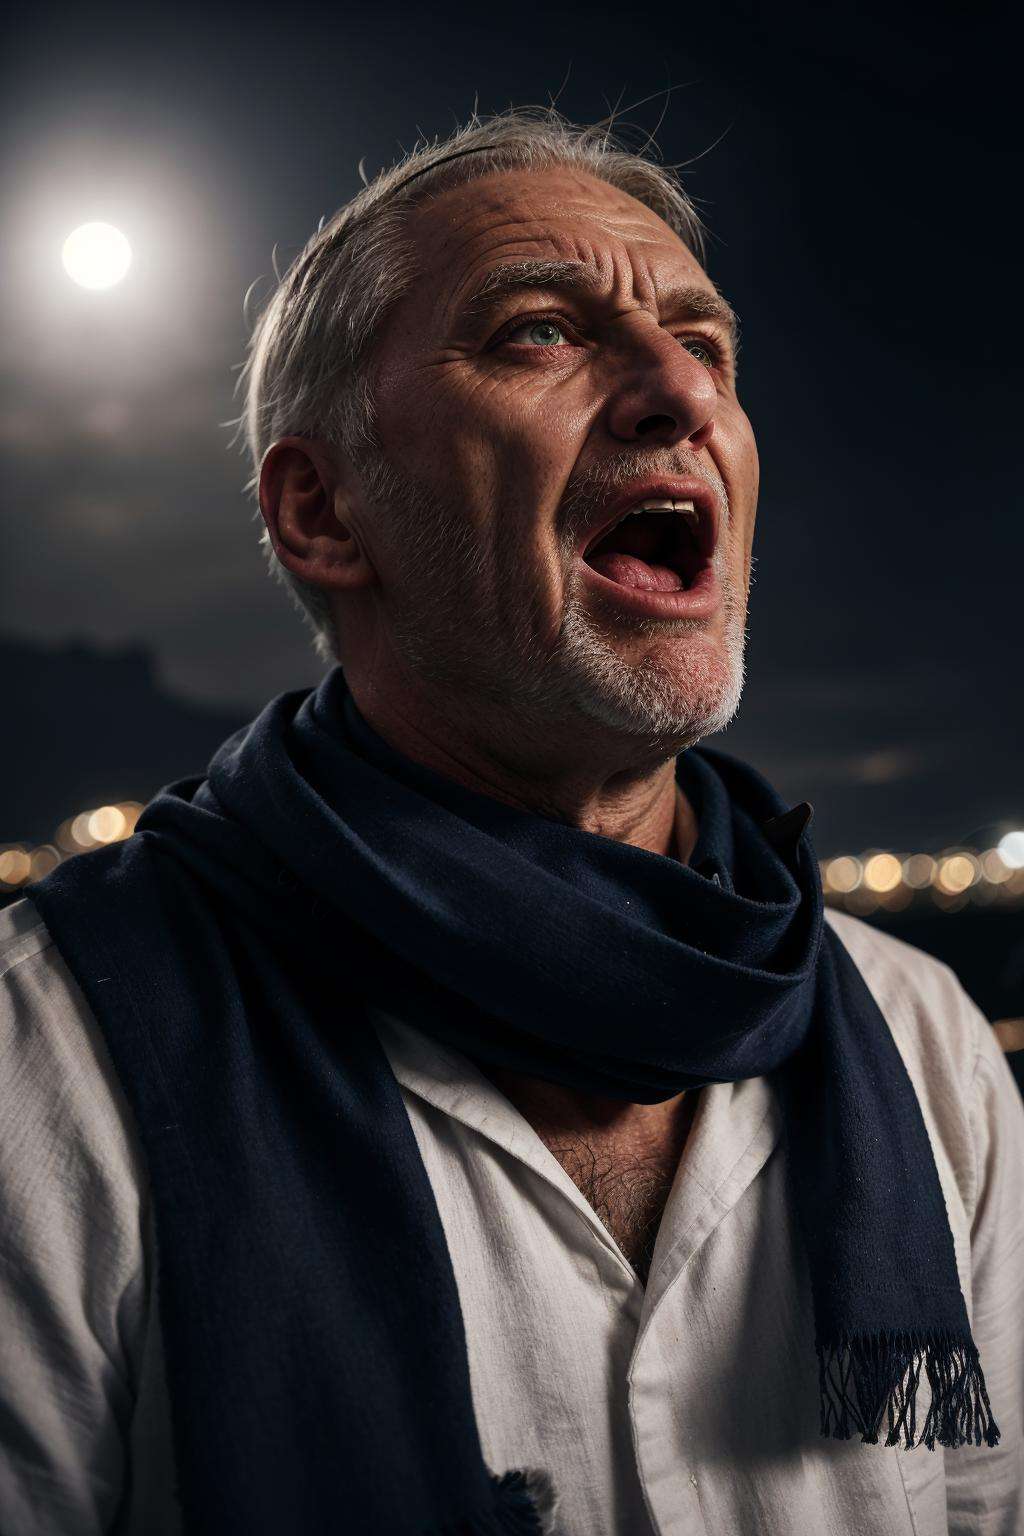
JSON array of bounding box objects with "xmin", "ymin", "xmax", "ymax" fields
[{"xmin": 1, "ymin": 108, "xmax": 1022, "ymax": 1536}]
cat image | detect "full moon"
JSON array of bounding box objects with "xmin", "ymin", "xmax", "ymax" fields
[{"xmin": 62, "ymin": 222, "xmax": 132, "ymax": 290}]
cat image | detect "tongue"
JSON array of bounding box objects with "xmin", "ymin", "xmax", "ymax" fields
[{"xmin": 587, "ymin": 551, "xmax": 684, "ymax": 592}]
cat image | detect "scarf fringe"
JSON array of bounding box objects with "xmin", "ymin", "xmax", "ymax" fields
[
  {"xmin": 490, "ymin": 1469, "xmax": 551, "ymax": 1532},
  {"xmin": 819, "ymin": 1332, "xmax": 1001, "ymax": 1450},
  {"xmin": 433, "ymin": 1469, "xmax": 552, "ymax": 1535}
]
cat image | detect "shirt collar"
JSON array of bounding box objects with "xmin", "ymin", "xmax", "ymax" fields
[{"xmin": 372, "ymin": 1007, "xmax": 781, "ymax": 1302}]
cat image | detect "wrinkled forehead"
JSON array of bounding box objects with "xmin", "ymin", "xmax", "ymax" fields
[{"xmin": 403, "ymin": 167, "xmax": 711, "ymax": 325}]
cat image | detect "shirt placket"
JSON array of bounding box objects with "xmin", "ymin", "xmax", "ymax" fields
[{"xmin": 627, "ymin": 1081, "xmax": 781, "ymax": 1536}]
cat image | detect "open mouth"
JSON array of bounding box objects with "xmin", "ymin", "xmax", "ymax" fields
[{"xmin": 581, "ymin": 499, "xmax": 712, "ymax": 593}]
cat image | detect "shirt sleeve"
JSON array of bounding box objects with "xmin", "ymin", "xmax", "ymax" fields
[
  {"xmin": 0, "ymin": 906, "xmax": 149, "ymax": 1535},
  {"xmin": 944, "ymin": 1012, "xmax": 1024, "ymax": 1535}
]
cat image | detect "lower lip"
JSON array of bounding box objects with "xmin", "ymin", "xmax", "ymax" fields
[{"xmin": 578, "ymin": 557, "xmax": 721, "ymax": 620}]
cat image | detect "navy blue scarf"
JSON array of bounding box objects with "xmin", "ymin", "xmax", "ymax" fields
[{"xmin": 31, "ymin": 667, "xmax": 998, "ymax": 1535}]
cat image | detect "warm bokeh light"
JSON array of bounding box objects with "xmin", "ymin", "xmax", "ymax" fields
[
  {"xmin": 935, "ymin": 853, "xmax": 979, "ymax": 895},
  {"xmin": 28, "ymin": 845, "xmax": 61, "ymax": 880},
  {"xmin": 0, "ymin": 801, "xmax": 148, "ymax": 887},
  {"xmin": 902, "ymin": 854, "xmax": 937, "ymax": 889},
  {"xmin": 820, "ymin": 839, "xmax": 1024, "ymax": 913},
  {"xmin": 0, "ymin": 848, "xmax": 32, "ymax": 885},
  {"xmin": 997, "ymin": 830, "xmax": 1024, "ymax": 870},
  {"xmin": 54, "ymin": 818, "xmax": 81, "ymax": 854},
  {"xmin": 980, "ymin": 849, "xmax": 1013, "ymax": 885},
  {"xmin": 120, "ymin": 801, "xmax": 144, "ymax": 833},
  {"xmin": 61, "ymin": 221, "xmax": 132, "ymax": 290},
  {"xmin": 825, "ymin": 855, "xmax": 862, "ymax": 893},
  {"xmin": 88, "ymin": 805, "xmax": 128, "ymax": 844},
  {"xmin": 994, "ymin": 1018, "xmax": 1024, "ymax": 1054},
  {"xmin": 70, "ymin": 811, "xmax": 98, "ymax": 848},
  {"xmin": 862, "ymin": 853, "xmax": 902, "ymax": 894},
  {"xmin": 5, "ymin": 790, "xmax": 1021, "ymax": 915}
]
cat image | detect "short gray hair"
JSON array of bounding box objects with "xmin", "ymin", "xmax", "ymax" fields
[{"xmin": 238, "ymin": 105, "xmax": 709, "ymax": 661}]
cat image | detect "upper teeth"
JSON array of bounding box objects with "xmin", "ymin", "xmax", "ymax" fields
[{"xmin": 621, "ymin": 498, "xmax": 699, "ymax": 529}]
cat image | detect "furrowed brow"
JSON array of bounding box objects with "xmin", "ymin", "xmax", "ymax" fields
[
  {"xmin": 458, "ymin": 260, "xmax": 740, "ymax": 357},
  {"xmin": 458, "ymin": 260, "xmax": 599, "ymax": 322},
  {"xmin": 661, "ymin": 286, "xmax": 741, "ymax": 357}
]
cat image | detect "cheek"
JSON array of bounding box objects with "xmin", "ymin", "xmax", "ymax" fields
[
  {"xmin": 439, "ymin": 373, "xmax": 591, "ymax": 536},
  {"xmin": 383, "ymin": 362, "xmax": 560, "ymax": 478},
  {"xmin": 460, "ymin": 367, "xmax": 588, "ymax": 464},
  {"xmin": 713, "ymin": 406, "xmax": 758, "ymax": 547}
]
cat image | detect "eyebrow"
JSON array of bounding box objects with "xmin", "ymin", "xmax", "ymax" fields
[{"xmin": 458, "ymin": 258, "xmax": 740, "ymax": 354}]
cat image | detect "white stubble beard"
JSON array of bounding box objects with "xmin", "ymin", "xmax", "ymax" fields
[
  {"xmin": 355, "ymin": 448, "xmax": 750, "ymax": 756},
  {"xmin": 553, "ymin": 548, "xmax": 748, "ymax": 750}
]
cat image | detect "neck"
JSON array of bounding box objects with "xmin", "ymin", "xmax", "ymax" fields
[
  {"xmin": 347, "ymin": 676, "xmax": 699, "ymax": 863},
  {"xmin": 347, "ymin": 670, "xmax": 700, "ymax": 1162}
]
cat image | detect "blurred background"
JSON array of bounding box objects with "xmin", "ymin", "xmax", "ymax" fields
[{"xmin": 1, "ymin": 0, "xmax": 1020, "ymax": 1067}]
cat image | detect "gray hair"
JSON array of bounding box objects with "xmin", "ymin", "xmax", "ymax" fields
[{"xmin": 238, "ymin": 104, "xmax": 709, "ymax": 661}]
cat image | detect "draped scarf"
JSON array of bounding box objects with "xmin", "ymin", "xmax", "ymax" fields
[{"xmin": 31, "ymin": 666, "xmax": 999, "ymax": 1536}]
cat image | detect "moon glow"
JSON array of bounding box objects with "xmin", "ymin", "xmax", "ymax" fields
[{"xmin": 62, "ymin": 222, "xmax": 132, "ymax": 290}]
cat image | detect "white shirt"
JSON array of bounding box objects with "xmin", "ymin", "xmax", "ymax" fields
[{"xmin": 0, "ymin": 894, "xmax": 1022, "ymax": 1535}]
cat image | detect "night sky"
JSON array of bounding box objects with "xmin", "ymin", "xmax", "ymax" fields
[{"xmin": 2, "ymin": 0, "xmax": 1020, "ymax": 856}]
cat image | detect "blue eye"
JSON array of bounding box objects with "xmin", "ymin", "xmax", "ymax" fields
[
  {"xmin": 683, "ymin": 337, "xmax": 717, "ymax": 369},
  {"xmin": 509, "ymin": 320, "xmax": 567, "ymax": 347}
]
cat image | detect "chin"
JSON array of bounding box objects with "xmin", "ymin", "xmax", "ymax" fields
[{"xmin": 554, "ymin": 608, "xmax": 748, "ymax": 749}]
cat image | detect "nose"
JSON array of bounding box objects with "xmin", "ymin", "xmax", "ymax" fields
[{"xmin": 605, "ymin": 321, "xmax": 717, "ymax": 451}]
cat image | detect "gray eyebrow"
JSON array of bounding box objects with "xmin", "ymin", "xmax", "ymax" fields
[
  {"xmin": 458, "ymin": 258, "xmax": 740, "ymax": 355},
  {"xmin": 460, "ymin": 260, "xmax": 600, "ymax": 317}
]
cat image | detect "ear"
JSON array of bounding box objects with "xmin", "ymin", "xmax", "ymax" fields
[{"xmin": 258, "ymin": 436, "xmax": 375, "ymax": 591}]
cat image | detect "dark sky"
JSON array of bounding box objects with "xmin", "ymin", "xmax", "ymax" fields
[{"xmin": 2, "ymin": 0, "xmax": 1020, "ymax": 855}]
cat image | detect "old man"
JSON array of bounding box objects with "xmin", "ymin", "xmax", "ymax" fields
[{"xmin": 3, "ymin": 107, "xmax": 1022, "ymax": 1535}]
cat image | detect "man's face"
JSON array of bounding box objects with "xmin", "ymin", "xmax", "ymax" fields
[{"xmin": 355, "ymin": 165, "xmax": 759, "ymax": 760}]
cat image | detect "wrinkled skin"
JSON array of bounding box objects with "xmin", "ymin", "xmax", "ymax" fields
[
  {"xmin": 260, "ymin": 165, "xmax": 760, "ymax": 1157},
  {"xmin": 261, "ymin": 166, "xmax": 759, "ymax": 857}
]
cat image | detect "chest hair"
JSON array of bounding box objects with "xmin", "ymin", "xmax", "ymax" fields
[{"xmin": 539, "ymin": 1129, "xmax": 685, "ymax": 1286}]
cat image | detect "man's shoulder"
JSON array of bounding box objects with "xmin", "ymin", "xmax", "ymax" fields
[
  {"xmin": 0, "ymin": 894, "xmax": 57, "ymax": 976},
  {"xmin": 0, "ymin": 895, "xmax": 89, "ymax": 1050},
  {"xmin": 0, "ymin": 893, "xmax": 145, "ymax": 1187}
]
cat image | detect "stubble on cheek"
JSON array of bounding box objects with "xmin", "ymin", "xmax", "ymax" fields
[{"xmin": 356, "ymin": 417, "xmax": 750, "ymax": 742}]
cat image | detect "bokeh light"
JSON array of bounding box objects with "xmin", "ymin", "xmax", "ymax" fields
[
  {"xmin": 997, "ymin": 830, "xmax": 1024, "ymax": 870},
  {"xmin": 994, "ymin": 1018, "xmax": 1024, "ymax": 1054},
  {"xmin": 0, "ymin": 848, "xmax": 32, "ymax": 885},
  {"xmin": 863, "ymin": 853, "xmax": 902, "ymax": 893},
  {"xmin": 980, "ymin": 849, "xmax": 1013, "ymax": 885},
  {"xmin": 28, "ymin": 844, "xmax": 61, "ymax": 880},
  {"xmin": 935, "ymin": 853, "xmax": 979, "ymax": 895},
  {"xmin": 902, "ymin": 853, "xmax": 937, "ymax": 889},
  {"xmin": 825, "ymin": 855, "xmax": 862, "ymax": 893},
  {"xmin": 70, "ymin": 811, "xmax": 98, "ymax": 848},
  {"xmin": 87, "ymin": 804, "xmax": 128, "ymax": 843},
  {"xmin": 5, "ymin": 787, "xmax": 1021, "ymax": 922},
  {"xmin": 120, "ymin": 802, "xmax": 144, "ymax": 833}
]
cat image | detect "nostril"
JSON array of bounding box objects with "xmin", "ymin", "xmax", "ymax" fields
[{"xmin": 635, "ymin": 414, "xmax": 677, "ymax": 437}]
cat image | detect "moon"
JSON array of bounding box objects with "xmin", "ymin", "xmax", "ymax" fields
[{"xmin": 62, "ymin": 222, "xmax": 132, "ymax": 290}]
